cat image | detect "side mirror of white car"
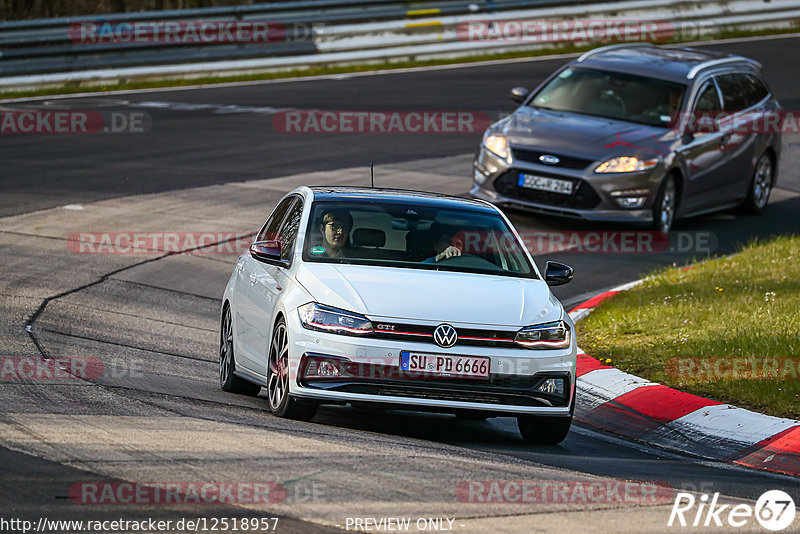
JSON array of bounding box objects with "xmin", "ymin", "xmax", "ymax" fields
[
  {"xmin": 249, "ymin": 240, "xmax": 282, "ymax": 263},
  {"xmin": 545, "ymin": 261, "xmax": 574, "ymax": 286}
]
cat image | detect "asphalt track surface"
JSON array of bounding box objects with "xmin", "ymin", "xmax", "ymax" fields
[{"xmin": 2, "ymin": 35, "xmax": 800, "ymax": 532}]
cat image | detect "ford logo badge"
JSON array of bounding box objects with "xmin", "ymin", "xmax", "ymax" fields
[{"xmin": 539, "ymin": 154, "xmax": 560, "ymax": 165}]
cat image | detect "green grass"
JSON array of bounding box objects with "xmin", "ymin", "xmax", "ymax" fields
[
  {"xmin": 2, "ymin": 25, "xmax": 799, "ymax": 101},
  {"xmin": 578, "ymin": 235, "xmax": 800, "ymax": 419}
]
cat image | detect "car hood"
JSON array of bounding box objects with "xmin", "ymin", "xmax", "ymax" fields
[
  {"xmin": 295, "ymin": 263, "xmax": 562, "ymax": 326},
  {"xmin": 500, "ymin": 107, "xmax": 677, "ymax": 160}
]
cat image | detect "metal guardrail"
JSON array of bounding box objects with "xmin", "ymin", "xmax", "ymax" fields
[
  {"xmin": 0, "ymin": 0, "xmax": 584, "ymax": 77},
  {"xmin": 0, "ymin": 0, "xmax": 797, "ymax": 90}
]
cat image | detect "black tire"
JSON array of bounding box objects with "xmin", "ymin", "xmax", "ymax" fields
[
  {"xmin": 267, "ymin": 317, "xmax": 318, "ymax": 421},
  {"xmin": 517, "ymin": 385, "xmax": 576, "ymax": 445},
  {"xmin": 517, "ymin": 414, "xmax": 572, "ymax": 445},
  {"xmin": 219, "ymin": 305, "xmax": 262, "ymax": 396},
  {"xmin": 740, "ymin": 153, "xmax": 773, "ymax": 214},
  {"xmin": 651, "ymin": 174, "xmax": 677, "ymax": 233}
]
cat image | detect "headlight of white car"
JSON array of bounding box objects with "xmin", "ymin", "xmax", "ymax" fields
[
  {"xmin": 514, "ymin": 320, "xmax": 570, "ymax": 349},
  {"xmin": 298, "ymin": 302, "xmax": 373, "ymax": 336},
  {"xmin": 595, "ymin": 156, "xmax": 659, "ymax": 173}
]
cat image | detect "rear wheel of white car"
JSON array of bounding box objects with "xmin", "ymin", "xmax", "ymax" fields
[
  {"xmin": 219, "ymin": 305, "xmax": 262, "ymax": 396},
  {"xmin": 267, "ymin": 317, "xmax": 318, "ymax": 421},
  {"xmin": 740, "ymin": 153, "xmax": 773, "ymax": 214},
  {"xmin": 517, "ymin": 415, "xmax": 572, "ymax": 445}
]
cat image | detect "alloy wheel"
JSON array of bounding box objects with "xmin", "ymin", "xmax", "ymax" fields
[
  {"xmin": 219, "ymin": 308, "xmax": 233, "ymax": 387},
  {"xmin": 268, "ymin": 322, "xmax": 289, "ymax": 411},
  {"xmin": 753, "ymin": 156, "xmax": 772, "ymax": 209}
]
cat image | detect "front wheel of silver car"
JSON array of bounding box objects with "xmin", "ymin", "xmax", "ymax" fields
[
  {"xmin": 651, "ymin": 175, "xmax": 677, "ymax": 233},
  {"xmin": 219, "ymin": 305, "xmax": 262, "ymax": 396},
  {"xmin": 741, "ymin": 153, "xmax": 773, "ymax": 214},
  {"xmin": 267, "ymin": 317, "xmax": 318, "ymax": 421}
]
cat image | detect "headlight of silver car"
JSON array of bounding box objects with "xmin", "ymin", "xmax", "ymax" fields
[
  {"xmin": 483, "ymin": 133, "xmax": 510, "ymax": 160},
  {"xmin": 595, "ymin": 157, "xmax": 659, "ymax": 173},
  {"xmin": 298, "ymin": 303, "xmax": 373, "ymax": 336},
  {"xmin": 514, "ymin": 320, "xmax": 570, "ymax": 349}
]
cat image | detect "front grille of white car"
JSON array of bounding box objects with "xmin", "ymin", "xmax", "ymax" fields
[{"xmin": 371, "ymin": 322, "xmax": 520, "ymax": 348}]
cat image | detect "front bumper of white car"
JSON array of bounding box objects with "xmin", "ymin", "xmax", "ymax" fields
[{"xmin": 286, "ymin": 311, "xmax": 577, "ymax": 416}]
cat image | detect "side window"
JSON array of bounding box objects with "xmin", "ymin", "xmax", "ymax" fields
[
  {"xmin": 740, "ymin": 73, "xmax": 769, "ymax": 106},
  {"xmin": 715, "ymin": 74, "xmax": 749, "ymax": 112},
  {"xmin": 276, "ymin": 198, "xmax": 303, "ymax": 262},
  {"xmin": 257, "ymin": 196, "xmax": 294, "ymax": 242},
  {"xmin": 694, "ymin": 82, "xmax": 722, "ymax": 112}
]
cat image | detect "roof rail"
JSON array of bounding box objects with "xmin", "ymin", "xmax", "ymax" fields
[
  {"xmin": 576, "ymin": 43, "xmax": 655, "ymax": 63},
  {"xmin": 686, "ymin": 57, "xmax": 753, "ymax": 79}
]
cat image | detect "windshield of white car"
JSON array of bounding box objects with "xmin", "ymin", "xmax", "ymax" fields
[
  {"xmin": 302, "ymin": 200, "xmax": 537, "ymax": 278},
  {"xmin": 531, "ymin": 67, "xmax": 686, "ymax": 128}
]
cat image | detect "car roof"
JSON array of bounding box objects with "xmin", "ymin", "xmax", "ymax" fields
[
  {"xmin": 307, "ymin": 186, "xmax": 498, "ymax": 213},
  {"xmin": 574, "ymin": 44, "xmax": 760, "ymax": 84}
]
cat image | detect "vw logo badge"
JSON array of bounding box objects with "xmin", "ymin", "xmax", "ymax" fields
[
  {"xmin": 433, "ymin": 324, "xmax": 458, "ymax": 348},
  {"xmin": 539, "ymin": 154, "xmax": 560, "ymax": 165}
]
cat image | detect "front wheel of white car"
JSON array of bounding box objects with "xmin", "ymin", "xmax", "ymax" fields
[
  {"xmin": 267, "ymin": 317, "xmax": 318, "ymax": 421},
  {"xmin": 517, "ymin": 415, "xmax": 572, "ymax": 445}
]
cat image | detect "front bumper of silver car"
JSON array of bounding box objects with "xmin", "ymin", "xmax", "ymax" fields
[{"xmin": 470, "ymin": 146, "xmax": 665, "ymax": 224}]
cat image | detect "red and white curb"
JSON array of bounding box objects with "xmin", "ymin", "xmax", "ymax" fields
[{"xmin": 569, "ymin": 281, "xmax": 800, "ymax": 478}]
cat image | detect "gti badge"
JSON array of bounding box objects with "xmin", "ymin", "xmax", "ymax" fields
[
  {"xmin": 433, "ymin": 324, "xmax": 458, "ymax": 348},
  {"xmin": 539, "ymin": 154, "xmax": 560, "ymax": 165}
]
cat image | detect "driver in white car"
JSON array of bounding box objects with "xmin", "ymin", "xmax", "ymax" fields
[
  {"xmin": 423, "ymin": 225, "xmax": 463, "ymax": 263},
  {"xmin": 318, "ymin": 209, "xmax": 353, "ymax": 258}
]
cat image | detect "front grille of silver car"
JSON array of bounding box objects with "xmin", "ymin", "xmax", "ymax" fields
[{"xmin": 511, "ymin": 148, "xmax": 595, "ymax": 170}]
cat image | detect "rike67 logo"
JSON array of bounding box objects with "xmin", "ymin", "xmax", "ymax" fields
[{"xmin": 668, "ymin": 490, "xmax": 796, "ymax": 531}]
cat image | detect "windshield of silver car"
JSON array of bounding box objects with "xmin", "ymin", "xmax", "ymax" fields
[{"xmin": 531, "ymin": 67, "xmax": 687, "ymax": 127}]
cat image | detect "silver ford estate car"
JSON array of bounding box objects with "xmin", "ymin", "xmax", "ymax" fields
[
  {"xmin": 220, "ymin": 187, "xmax": 577, "ymax": 444},
  {"xmin": 471, "ymin": 44, "xmax": 782, "ymax": 232}
]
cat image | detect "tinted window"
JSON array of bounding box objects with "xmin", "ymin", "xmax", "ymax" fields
[
  {"xmin": 257, "ymin": 196, "xmax": 294, "ymax": 242},
  {"xmin": 531, "ymin": 67, "xmax": 686, "ymax": 127},
  {"xmin": 694, "ymin": 82, "xmax": 722, "ymax": 112},
  {"xmin": 740, "ymin": 74, "xmax": 769, "ymax": 106},
  {"xmin": 303, "ymin": 201, "xmax": 536, "ymax": 278},
  {"xmin": 277, "ymin": 198, "xmax": 303, "ymax": 262},
  {"xmin": 715, "ymin": 74, "xmax": 750, "ymax": 112}
]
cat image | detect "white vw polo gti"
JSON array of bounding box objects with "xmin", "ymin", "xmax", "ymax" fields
[{"xmin": 220, "ymin": 187, "xmax": 577, "ymax": 444}]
